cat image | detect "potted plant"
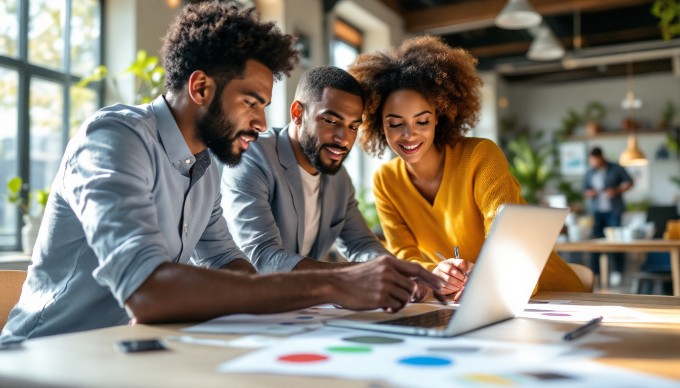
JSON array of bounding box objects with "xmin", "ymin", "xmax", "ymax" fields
[
  {"xmin": 583, "ymin": 101, "xmax": 606, "ymax": 137},
  {"xmin": 658, "ymin": 100, "xmax": 676, "ymax": 129},
  {"xmin": 77, "ymin": 50, "xmax": 165, "ymax": 104},
  {"xmin": 559, "ymin": 110, "xmax": 582, "ymax": 138},
  {"xmin": 7, "ymin": 177, "xmax": 49, "ymax": 255},
  {"xmin": 507, "ymin": 133, "xmax": 558, "ymax": 204}
]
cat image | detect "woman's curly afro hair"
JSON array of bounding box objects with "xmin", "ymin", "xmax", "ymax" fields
[
  {"xmin": 162, "ymin": 1, "xmax": 299, "ymax": 91},
  {"xmin": 348, "ymin": 35, "xmax": 482, "ymax": 157}
]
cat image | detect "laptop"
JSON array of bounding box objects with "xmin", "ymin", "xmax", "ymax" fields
[{"xmin": 326, "ymin": 204, "xmax": 569, "ymax": 337}]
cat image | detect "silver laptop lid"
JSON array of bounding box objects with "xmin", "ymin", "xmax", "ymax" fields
[{"xmin": 443, "ymin": 204, "xmax": 569, "ymax": 335}]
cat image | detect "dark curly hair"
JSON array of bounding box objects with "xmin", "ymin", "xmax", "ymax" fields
[
  {"xmin": 161, "ymin": 1, "xmax": 299, "ymax": 92},
  {"xmin": 348, "ymin": 36, "xmax": 482, "ymax": 157}
]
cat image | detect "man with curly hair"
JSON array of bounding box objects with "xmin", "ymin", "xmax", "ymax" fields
[
  {"xmin": 221, "ymin": 66, "xmax": 391, "ymax": 273},
  {"xmin": 348, "ymin": 36, "xmax": 585, "ymax": 301},
  {"xmin": 1, "ymin": 3, "xmax": 443, "ymax": 342}
]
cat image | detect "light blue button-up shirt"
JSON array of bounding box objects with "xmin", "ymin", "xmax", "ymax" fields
[{"xmin": 1, "ymin": 96, "xmax": 245, "ymax": 342}]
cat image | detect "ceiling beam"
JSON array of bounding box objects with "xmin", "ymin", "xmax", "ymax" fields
[
  {"xmin": 458, "ymin": 27, "xmax": 661, "ymax": 59},
  {"xmin": 404, "ymin": 0, "xmax": 654, "ymax": 33}
]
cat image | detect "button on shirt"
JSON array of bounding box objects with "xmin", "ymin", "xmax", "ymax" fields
[{"xmin": 0, "ymin": 96, "xmax": 245, "ymax": 342}]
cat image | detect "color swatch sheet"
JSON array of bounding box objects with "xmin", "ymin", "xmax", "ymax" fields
[
  {"xmin": 183, "ymin": 305, "xmax": 355, "ymax": 335},
  {"xmin": 218, "ymin": 326, "xmax": 678, "ymax": 387}
]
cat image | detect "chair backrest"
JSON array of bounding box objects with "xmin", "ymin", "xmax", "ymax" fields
[
  {"xmin": 568, "ymin": 263, "xmax": 594, "ymax": 292},
  {"xmin": 646, "ymin": 206, "xmax": 679, "ymax": 238},
  {"xmin": 0, "ymin": 270, "xmax": 27, "ymax": 332}
]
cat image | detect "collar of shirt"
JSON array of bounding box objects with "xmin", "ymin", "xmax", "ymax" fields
[{"xmin": 151, "ymin": 95, "xmax": 197, "ymax": 177}]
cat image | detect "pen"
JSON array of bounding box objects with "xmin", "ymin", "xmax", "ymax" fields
[
  {"xmin": 563, "ymin": 316, "xmax": 603, "ymax": 341},
  {"xmin": 434, "ymin": 250, "xmax": 468, "ymax": 277}
]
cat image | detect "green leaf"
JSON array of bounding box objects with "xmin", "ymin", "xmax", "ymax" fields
[
  {"xmin": 7, "ymin": 176, "xmax": 23, "ymax": 194},
  {"xmin": 76, "ymin": 65, "xmax": 108, "ymax": 87}
]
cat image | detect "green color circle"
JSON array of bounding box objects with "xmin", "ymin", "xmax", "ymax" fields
[{"xmin": 326, "ymin": 345, "xmax": 372, "ymax": 354}]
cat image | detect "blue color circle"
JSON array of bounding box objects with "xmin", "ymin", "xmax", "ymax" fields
[{"xmin": 398, "ymin": 356, "xmax": 452, "ymax": 367}]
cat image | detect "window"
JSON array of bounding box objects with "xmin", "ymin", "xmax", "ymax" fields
[
  {"xmin": 331, "ymin": 18, "xmax": 365, "ymax": 193},
  {"xmin": 0, "ymin": 0, "xmax": 103, "ymax": 250}
]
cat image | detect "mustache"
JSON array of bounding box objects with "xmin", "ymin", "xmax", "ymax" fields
[{"xmin": 322, "ymin": 143, "xmax": 349, "ymax": 153}]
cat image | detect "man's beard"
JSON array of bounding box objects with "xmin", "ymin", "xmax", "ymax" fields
[
  {"xmin": 299, "ymin": 129, "xmax": 348, "ymax": 175},
  {"xmin": 196, "ymin": 97, "xmax": 258, "ymax": 167}
]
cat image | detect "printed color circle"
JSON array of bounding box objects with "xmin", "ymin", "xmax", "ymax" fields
[
  {"xmin": 278, "ymin": 353, "xmax": 329, "ymax": 363},
  {"xmin": 327, "ymin": 345, "xmax": 372, "ymax": 353},
  {"xmin": 398, "ymin": 356, "xmax": 452, "ymax": 366},
  {"xmin": 342, "ymin": 336, "xmax": 404, "ymax": 344}
]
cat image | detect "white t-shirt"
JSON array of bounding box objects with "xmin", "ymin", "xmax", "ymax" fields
[
  {"xmin": 591, "ymin": 168, "xmax": 612, "ymax": 212},
  {"xmin": 298, "ymin": 166, "xmax": 322, "ymax": 257}
]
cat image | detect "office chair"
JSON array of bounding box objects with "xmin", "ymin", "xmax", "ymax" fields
[
  {"xmin": 631, "ymin": 206, "xmax": 678, "ymax": 294},
  {"xmin": 0, "ymin": 270, "xmax": 27, "ymax": 332},
  {"xmin": 568, "ymin": 263, "xmax": 594, "ymax": 292}
]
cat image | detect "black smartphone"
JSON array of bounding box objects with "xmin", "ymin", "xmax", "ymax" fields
[{"xmin": 116, "ymin": 338, "xmax": 168, "ymax": 353}]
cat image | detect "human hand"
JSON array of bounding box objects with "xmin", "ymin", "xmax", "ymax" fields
[
  {"xmin": 332, "ymin": 255, "xmax": 445, "ymax": 313},
  {"xmin": 604, "ymin": 188, "xmax": 618, "ymax": 198},
  {"xmin": 584, "ymin": 189, "xmax": 597, "ymax": 198},
  {"xmin": 432, "ymin": 259, "xmax": 474, "ymax": 296}
]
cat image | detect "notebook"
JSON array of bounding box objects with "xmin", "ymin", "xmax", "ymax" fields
[{"xmin": 326, "ymin": 204, "xmax": 569, "ymax": 337}]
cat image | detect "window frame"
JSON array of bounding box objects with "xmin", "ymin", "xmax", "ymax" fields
[{"xmin": 0, "ymin": 0, "xmax": 105, "ymax": 251}]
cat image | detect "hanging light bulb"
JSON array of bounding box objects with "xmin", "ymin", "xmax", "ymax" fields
[
  {"xmin": 619, "ymin": 60, "xmax": 646, "ymax": 166},
  {"xmin": 527, "ymin": 26, "xmax": 565, "ymax": 61},
  {"xmin": 621, "ymin": 61, "xmax": 642, "ymax": 110},
  {"xmin": 619, "ymin": 134, "xmax": 647, "ymax": 166},
  {"xmin": 495, "ymin": 0, "xmax": 542, "ymax": 30}
]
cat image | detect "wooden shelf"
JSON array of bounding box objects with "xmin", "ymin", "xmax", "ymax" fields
[{"xmin": 567, "ymin": 129, "xmax": 670, "ymax": 141}]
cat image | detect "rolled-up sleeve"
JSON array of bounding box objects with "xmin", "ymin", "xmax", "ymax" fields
[{"xmin": 62, "ymin": 119, "xmax": 169, "ymax": 306}]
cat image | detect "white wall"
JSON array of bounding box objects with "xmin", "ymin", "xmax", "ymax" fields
[{"xmin": 105, "ymin": 0, "xmax": 177, "ymax": 105}]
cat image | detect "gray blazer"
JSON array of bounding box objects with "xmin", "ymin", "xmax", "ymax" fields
[{"xmin": 220, "ymin": 126, "xmax": 388, "ymax": 273}]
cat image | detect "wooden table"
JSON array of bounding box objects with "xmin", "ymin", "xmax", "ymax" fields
[
  {"xmin": 555, "ymin": 239, "xmax": 680, "ymax": 296},
  {"xmin": 0, "ymin": 292, "xmax": 679, "ymax": 387}
]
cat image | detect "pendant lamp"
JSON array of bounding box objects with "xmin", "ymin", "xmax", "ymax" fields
[{"xmin": 495, "ymin": 0, "xmax": 542, "ymax": 30}]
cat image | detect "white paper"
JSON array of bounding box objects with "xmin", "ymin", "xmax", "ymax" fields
[
  {"xmin": 182, "ymin": 306, "xmax": 354, "ymax": 335},
  {"xmin": 217, "ymin": 326, "xmax": 678, "ymax": 387},
  {"xmin": 521, "ymin": 304, "xmax": 666, "ymax": 323}
]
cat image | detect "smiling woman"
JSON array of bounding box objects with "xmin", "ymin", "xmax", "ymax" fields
[{"xmin": 348, "ymin": 36, "xmax": 586, "ymax": 297}]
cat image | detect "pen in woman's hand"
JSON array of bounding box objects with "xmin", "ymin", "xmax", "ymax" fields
[{"xmin": 434, "ymin": 250, "xmax": 468, "ymax": 277}]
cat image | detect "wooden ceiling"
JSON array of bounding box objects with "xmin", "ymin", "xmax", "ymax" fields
[{"xmin": 375, "ymin": 0, "xmax": 676, "ymax": 82}]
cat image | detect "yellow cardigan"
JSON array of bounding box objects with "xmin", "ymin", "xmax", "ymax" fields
[{"xmin": 373, "ymin": 137, "xmax": 585, "ymax": 292}]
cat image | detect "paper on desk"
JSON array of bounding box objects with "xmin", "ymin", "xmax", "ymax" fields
[
  {"xmin": 218, "ymin": 326, "xmax": 571, "ymax": 386},
  {"xmin": 183, "ymin": 306, "xmax": 354, "ymax": 335},
  {"xmin": 218, "ymin": 326, "xmax": 679, "ymax": 387},
  {"xmin": 522, "ymin": 304, "xmax": 666, "ymax": 323}
]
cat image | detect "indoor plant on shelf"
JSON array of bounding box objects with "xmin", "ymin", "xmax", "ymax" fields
[
  {"xmin": 583, "ymin": 101, "xmax": 606, "ymax": 137},
  {"xmin": 6, "ymin": 177, "xmax": 49, "ymax": 255}
]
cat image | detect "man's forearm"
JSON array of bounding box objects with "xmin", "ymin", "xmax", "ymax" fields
[{"xmin": 126, "ymin": 262, "xmax": 340, "ymax": 324}]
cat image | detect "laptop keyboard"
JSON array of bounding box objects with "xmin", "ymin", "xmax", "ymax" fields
[{"xmin": 378, "ymin": 309, "xmax": 456, "ymax": 328}]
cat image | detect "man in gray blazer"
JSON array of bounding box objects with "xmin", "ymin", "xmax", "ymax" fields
[{"xmin": 221, "ymin": 66, "xmax": 390, "ymax": 273}]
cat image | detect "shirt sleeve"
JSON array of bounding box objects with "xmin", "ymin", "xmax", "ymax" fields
[
  {"xmin": 61, "ymin": 117, "xmax": 170, "ymax": 307},
  {"xmin": 220, "ymin": 151, "xmax": 305, "ymax": 273},
  {"xmin": 192, "ymin": 188, "xmax": 246, "ymax": 269},
  {"xmin": 373, "ymin": 169, "xmax": 432, "ymax": 270},
  {"xmin": 334, "ymin": 174, "xmax": 391, "ymax": 262}
]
